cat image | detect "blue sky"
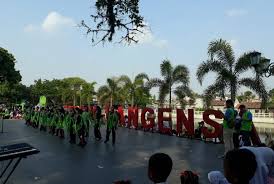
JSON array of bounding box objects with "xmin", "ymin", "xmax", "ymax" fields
[{"xmin": 0, "ymin": 0, "xmax": 274, "ymax": 94}]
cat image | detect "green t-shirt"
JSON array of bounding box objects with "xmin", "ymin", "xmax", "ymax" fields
[
  {"xmin": 223, "ymin": 108, "xmax": 236, "ymax": 129},
  {"xmin": 107, "ymin": 112, "xmax": 119, "ymax": 129}
]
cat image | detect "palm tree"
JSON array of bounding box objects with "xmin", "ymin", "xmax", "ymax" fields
[
  {"xmin": 119, "ymin": 73, "xmax": 150, "ymax": 106},
  {"xmin": 196, "ymin": 39, "xmax": 268, "ymax": 107},
  {"xmin": 150, "ymin": 59, "xmax": 191, "ymax": 107},
  {"xmin": 97, "ymin": 78, "xmax": 124, "ymax": 106}
]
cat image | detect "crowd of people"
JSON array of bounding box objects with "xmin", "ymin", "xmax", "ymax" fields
[
  {"xmin": 115, "ymin": 144, "xmax": 274, "ymax": 184},
  {"xmin": 0, "ymin": 105, "xmax": 23, "ymax": 119},
  {"xmin": 24, "ymin": 104, "xmax": 120, "ymax": 147}
]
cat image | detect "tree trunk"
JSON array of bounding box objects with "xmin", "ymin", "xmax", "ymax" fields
[
  {"xmin": 169, "ymin": 82, "xmax": 172, "ymax": 129},
  {"xmin": 131, "ymin": 94, "xmax": 134, "ymax": 106},
  {"xmin": 169, "ymin": 83, "xmax": 172, "ymax": 108},
  {"xmin": 230, "ymin": 82, "xmax": 236, "ymax": 104}
]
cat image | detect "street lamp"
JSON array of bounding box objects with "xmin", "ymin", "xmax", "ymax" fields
[
  {"xmin": 250, "ymin": 51, "xmax": 274, "ymax": 77},
  {"xmin": 79, "ymin": 85, "xmax": 83, "ymax": 107},
  {"xmin": 71, "ymin": 85, "xmax": 76, "ymax": 106}
]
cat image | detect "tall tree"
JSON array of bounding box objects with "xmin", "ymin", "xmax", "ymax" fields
[
  {"xmin": 97, "ymin": 78, "xmax": 124, "ymax": 106},
  {"xmin": 81, "ymin": 0, "xmax": 145, "ymax": 45},
  {"xmin": 269, "ymin": 89, "xmax": 274, "ymax": 105},
  {"xmin": 196, "ymin": 39, "xmax": 268, "ymax": 108},
  {"xmin": 0, "ymin": 47, "xmax": 21, "ymax": 84},
  {"xmin": 149, "ymin": 59, "xmax": 191, "ymax": 107},
  {"xmin": 119, "ymin": 73, "xmax": 150, "ymax": 106}
]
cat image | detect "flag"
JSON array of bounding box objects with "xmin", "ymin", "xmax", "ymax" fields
[{"xmin": 39, "ymin": 96, "xmax": 47, "ymax": 107}]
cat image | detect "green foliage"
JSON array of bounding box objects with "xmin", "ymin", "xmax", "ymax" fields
[
  {"xmin": 268, "ymin": 89, "xmax": 274, "ymax": 108},
  {"xmin": 97, "ymin": 77, "xmax": 125, "ymax": 106},
  {"xmin": 149, "ymin": 59, "xmax": 192, "ymax": 108},
  {"xmin": 196, "ymin": 39, "xmax": 268, "ymax": 108},
  {"xmin": 119, "ymin": 73, "xmax": 150, "ymax": 106},
  {"xmin": 29, "ymin": 77, "xmax": 96, "ymax": 106},
  {"xmin": 0, "ymin": 47, "xmax": 23, "ymax": 104},
  {"xmin": 0, "ymin": 47, "xmax": 21, "ymax": 84},
  {"xmin": 237, "ymin": 91, "xmax": 255, "ymax": 103}
]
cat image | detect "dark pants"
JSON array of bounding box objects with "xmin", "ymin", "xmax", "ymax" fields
[
  {"xmin": 94, "ymin": 123, "xmax": 101, "ymax": 140},
  {"xmin": 86, "ymin": 124, "xmax": 90, "ymax": 137},
  {"xmin": 69, "ymin": 128, "xmax": 76, "ymax": 144},
  {"xmin": 105, "ymin": 127, "xmax": 116, "ymax": 144},
  {"xmin": 240, "ymin": 131, "xmax": 251, "ymax": 146},
  {"xmin": 233, "ymin": 132, "xmax": 240, "ymax": 149},
  {"xmin": 78, "ymin": 127, "xmax": 86, "ymax": 146}
]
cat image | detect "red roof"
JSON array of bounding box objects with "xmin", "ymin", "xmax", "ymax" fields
[
  {"xmin": 211, "ymin": 100, "xmax": 226, "ymax": 106},
  {"xmin": 236, "ymin": 102, "xmax": 262, "ymax": 109}
]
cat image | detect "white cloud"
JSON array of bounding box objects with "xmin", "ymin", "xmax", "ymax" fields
[
  {"xmin": 42, "ymin": 12, "xmax": 75, "ymax": 32},
  {"xmin": 132, "ymin": 23, "xmax": 168, "ymax": 48},
  {"xmin": 24, "ymin": 11, "xmax": 75, "ymax": 33},
  {"xmin": 225, "ymin": 9, "xmax": 248, "ymax": 17}
]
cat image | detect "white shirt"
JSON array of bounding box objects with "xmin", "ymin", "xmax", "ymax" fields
[
  {"xmin": 241, "ymin": 146, "xmax": 274, "ymax": 184},
  {"xmin": 208, "ymin": 147, "xmax": 274, "ymax": 184}
]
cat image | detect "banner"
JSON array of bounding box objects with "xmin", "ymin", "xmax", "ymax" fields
[{"xmin": 39, "ymin": 96, "xmax": 47, "ymax": 107}]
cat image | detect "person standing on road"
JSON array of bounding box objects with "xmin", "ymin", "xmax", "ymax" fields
[
  {"xmin": 94, "ymin": 105, "xmax": 102, "ymax": 141},
  {"xmin": 239, "ymin": 105, "xmax": 253, "ymax": 146},
  {"xmin": 104, "ymin": 105, "xmax": 119, "ymax": 145},
  {"xmin": 220, "ymin": 99, "xmax": 237, "ymax": 158}
]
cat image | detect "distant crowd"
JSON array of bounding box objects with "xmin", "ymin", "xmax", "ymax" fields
[{"xmin": 0, "ymin": 105, "xmax": 23, "ymax": 119}]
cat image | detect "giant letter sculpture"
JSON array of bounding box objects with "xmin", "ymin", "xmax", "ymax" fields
[
  {"xmin": 141, "ymin": 108, "xmax": 155, "ymax": 129},
  {"xmin": 202, "ymin": 110, "xmax": 223, "ymax": 138},
  {"xmin": 158, "ymin": 108, "xmax": 172, "ymax": 134},
  {"xmin": 128, "ymin": 107, "xmax": 139, "ymax": 129},
  {"xmin": 176, "ymin": 109, "xmax": 195, "ymax": 136}
]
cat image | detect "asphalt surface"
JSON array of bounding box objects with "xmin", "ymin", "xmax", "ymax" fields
[{"xmin": 0, "ymin": 120, "xmax": 223, "ymax": 184}]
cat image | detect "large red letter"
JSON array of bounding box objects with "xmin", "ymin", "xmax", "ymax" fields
[
  {"xmin": 128, "ymin": 107, "xmax": 139, "ymax": 129},
  {"xmin": 176, "ymin": 109, "xmax": 194, "ymax": 136},
  {"xmin": 158, "ymin": 108, "xmax": 172, "ymax": 134},
  {"xmin": 141, "ymin": 108, "xmax": 155, "ymax": 129},
  {"xmin": 202, "ymin": 110, "xmax": 223, "ymax": 138}
]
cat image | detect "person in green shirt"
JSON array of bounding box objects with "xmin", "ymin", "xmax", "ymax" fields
[
  {"xmin": 94, "ymin": 105, "xmax": 102, "ymax": 141},
  {"xmin": 104, "ymin": 105, "xmax": 119, "ymax": 145},
  {"xmin": 81, "ymin": 107, "xmax": 92, "ymax": 138},
  {"xmin": 66, "ymin": 109, "xmax": 76, "ymax": 144},
  {"xmin": 75, "ymin": 108, "xmax": 87, "ymax": 147},
  {"xmin": 56, "ymin": 108, "xmax": 65, "ymax": 139},
  {"xmin": 49, "ymin": 109, "xmax": 58, "ymax": 135},
  {"xmin": 221, "ymin": 99, "xmax": 237, "ymax": 158},
  {"xmin": 239, "ymin": 105, "xmax": 253, "ymax": 146},
  {"xmin": 33, "ymin": 107, "xmax": 40, "ymax": 128},
  {"xmin": 24, "ymin": 107, "xmax": 31, "ymax": 126}
]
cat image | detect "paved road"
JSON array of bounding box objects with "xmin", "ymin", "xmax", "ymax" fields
[{"xmin": 0, "ymin": 120, "xmax": 223, "ymax": 184}]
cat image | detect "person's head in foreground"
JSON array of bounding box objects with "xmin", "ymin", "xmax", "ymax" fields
[
  {"xmin": 224, "ymin": 149, "xmax": 257, "ymax": 184},
  {"xmin": 225, "ymin": 99, "xmax": 234, "ymax": 109},
  {"xmin": 148, "ymin": 153, "xmax": 173, "ymax": 183}
]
